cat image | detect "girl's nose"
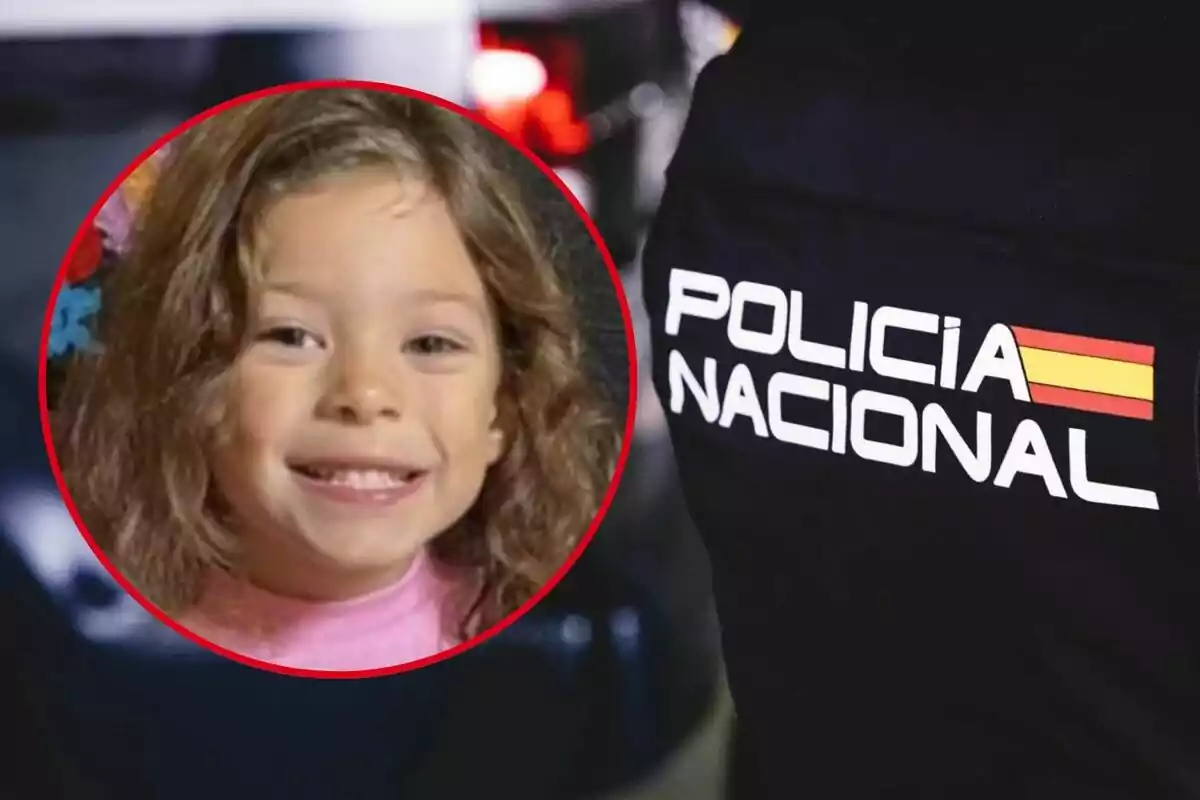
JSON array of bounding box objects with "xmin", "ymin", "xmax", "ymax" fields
[{"xmin": 317, "ymin": 349, "xmax": 403, "ymax": 424}]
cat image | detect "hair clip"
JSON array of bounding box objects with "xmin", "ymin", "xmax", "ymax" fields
[
  {"xmin": 48, "ymin": 283, "xmax": 101, "ymax": 359},
  {"xmin": 50, "ymin": 151, "xmax": 165, "ymax": 362}
]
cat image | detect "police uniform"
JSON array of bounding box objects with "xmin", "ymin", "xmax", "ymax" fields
[{"xmin": 643, "ymin": 10, "xmax": 1200, "ymax": 797}]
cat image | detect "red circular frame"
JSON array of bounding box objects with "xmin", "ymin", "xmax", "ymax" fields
[{"xmin": 37, "ymin": 79, "xmax": 638, "ymax": 680}]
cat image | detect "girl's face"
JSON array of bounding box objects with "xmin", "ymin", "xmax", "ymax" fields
[{"xmin": 210, "ymin": 168, "xmax": 504, "ymax": 601}]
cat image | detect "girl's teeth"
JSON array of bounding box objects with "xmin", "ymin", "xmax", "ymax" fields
[{"xmin": 322, "ymin": 469, "xmax": 409, "ymax": 488}]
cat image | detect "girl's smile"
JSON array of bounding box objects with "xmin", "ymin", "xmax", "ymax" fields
[{"xmin": 288, "ymin": 458, "xmax": 430, "ymax": 510}]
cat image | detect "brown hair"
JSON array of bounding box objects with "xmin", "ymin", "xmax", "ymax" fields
[{"xmin": 52, "ymin": 86, "xmax": 623, "ymax": 640}]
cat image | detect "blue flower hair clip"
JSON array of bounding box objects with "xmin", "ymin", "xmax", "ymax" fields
[
  {"xmin": 49, "ymin": 150, "xmax": 164, "ymax": 362},
  {"xmin": 48, "ymin": 284, "xmax": 102, "ymax": 359}
]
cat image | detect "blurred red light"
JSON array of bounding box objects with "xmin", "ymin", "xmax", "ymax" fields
[{"xmin": 474, "ymin": 26, "xmax": 589, "ymax": 160}]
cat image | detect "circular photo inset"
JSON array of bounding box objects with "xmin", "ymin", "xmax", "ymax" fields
[{"xmin": 40, "ymin": 80, "xmax": 635, "ymax": 678}]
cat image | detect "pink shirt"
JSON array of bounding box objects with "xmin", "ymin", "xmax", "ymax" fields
[{"xmin": 177, "ymin": 548, "xmax": 470, "ymax": 672}]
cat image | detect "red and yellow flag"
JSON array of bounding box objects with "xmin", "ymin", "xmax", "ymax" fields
[{"xmin": 1012, "ymin": 326, "xmax": 1155, "ymax": 421}]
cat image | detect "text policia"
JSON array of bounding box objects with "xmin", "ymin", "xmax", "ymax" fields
[{"xmin": 662, "ymin": 269, "xmax": 1159, "ymax": 512}]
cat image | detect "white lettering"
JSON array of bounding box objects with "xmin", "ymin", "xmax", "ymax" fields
[
  {"xmin": 787, "ymin": 290, "xmax": 847, "ymax": 368},
  {"xmin": 767, "ymin": 372, "xmax": 830, "ymax": 450},
  {"xmin": 850, "ymin": 390, "xmax": 919, "ymax": 467},
  {"xmin": 869, "ymin": 306, "xmax": 939, "ymax": 385},
  {"xmin": 667, "ymin": 350, "xmax": 720, "ymax": 422},
  {"xmin": 940, "ymin": 316, "xmax": 961, "ymax": 390},
  {"xmin": 718, "ymin": 363, "xmax": 769, "ymax": 436},
  {"xmin": 994, "ymin": 419, "xmax": 1066, "ymax": 498},
  {"xmin": 665, "ymin": 269, "xmax": 730, "ymax": 336},
  {"xmin": 1068, "ymin": 429, "xmax": 1160, "ymax": 510},
  {"xmin": 921, "ymin": 405, "xmax": 992, "ymax": 482},
  {"xmin": 831, "ymin": 384, "xmax": 848, "ymax": 454},
  {"xmin": 728, "ymin": 281, "xmax": 788, "ymax": 355},
  {"xmin": 657, "ymin": 270, "xmax": 1160, "ymax": 512},
  {"xmin": 961, "ymin": 324, "xmax": 1031, "ymax": 402}
]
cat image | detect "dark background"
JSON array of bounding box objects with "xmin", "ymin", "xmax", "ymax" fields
[{"xmin": 0, "ymin": 3, "xmax": 741, "ymax": 798}]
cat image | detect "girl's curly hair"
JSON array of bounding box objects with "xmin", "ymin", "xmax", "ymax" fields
[{"xmin": 52, "ymin": 86, "xmax": 624, "ymax": 641}]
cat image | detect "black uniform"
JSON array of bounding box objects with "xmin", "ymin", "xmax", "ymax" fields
[{"xmin": 644, "ymin": 10, "xmax": 1200, "ymax": 797}]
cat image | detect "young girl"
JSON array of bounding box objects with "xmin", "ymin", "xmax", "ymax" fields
[{"xmin": 50, "ymin": 85, "xmax": 624, "ymax": 672}]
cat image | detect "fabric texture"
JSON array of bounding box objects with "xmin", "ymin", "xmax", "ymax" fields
[
  {"xmin": 643, "ymin": 13, "xmax": 1200, "ymax": 798},
  {"xmin": 178, "ymin": 547, "xmax": 468, "ymax": 671}
]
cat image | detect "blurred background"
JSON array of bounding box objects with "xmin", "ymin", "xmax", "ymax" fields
[{"xmin": 0, "ymin": 2, "xmax": 742, "ymax": 798}]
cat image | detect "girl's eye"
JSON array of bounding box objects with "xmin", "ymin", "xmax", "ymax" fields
[
  {"xmin": 259, "ymin": 326, "xmax": 322, "ymax": 349},
  {"xmin": 406, "ymin": 334, "xmax": 465, "ymax": 356}
]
